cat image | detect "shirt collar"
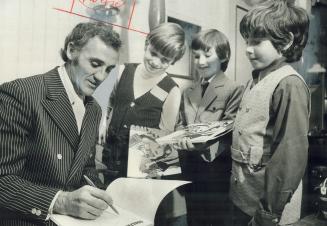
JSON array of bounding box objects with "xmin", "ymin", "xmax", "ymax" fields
[
  {"xmin": 252, "ymin": 57, "xmax": 287, "ymax": 84},
  {"xmin": 202, "ymin": 72, "xmax": 218, "ymax": 84},
  {"xmin": 57, "ymin": 65, "xmax": 84, "ymax": 106}
]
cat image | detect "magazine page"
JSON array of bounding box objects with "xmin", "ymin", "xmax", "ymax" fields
[
  {"xmin": 127, "ymin": 126, "xmax": 181, "ymax": 178},
  {"xmin": 51, "ymin": 178, "xmax": 189, "ymax": 226},
  {"xmin": 156, "ymin": 120, "xmax": 234, "ymax": 145},
  {"xmin": 107, "ymin": 178, "xmax": 190, "ymax": 223},
  {"xmin": 51, "ymin": 206, "xmax": 152, "ymax": 226}
]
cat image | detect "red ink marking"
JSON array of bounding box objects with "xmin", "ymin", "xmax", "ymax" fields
[
  {"xmin": 78, "ymin": 0, "xmax": 125, "ymax": 10},
  {"xmin": 69, "ymin": 0, "xmax": 75, "ymax": 12},
  {"xmin": 53, "ymin": 0, "xmax": 148, "ymax": 35},
  {"xmin": 127, "ymin": 0, "xmax": 136, "ymax": 29}
]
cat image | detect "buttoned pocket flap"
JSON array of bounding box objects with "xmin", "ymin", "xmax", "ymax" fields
[{"xmin": 207, "ymin": 101, "xmax": 224, "ymax": 112}]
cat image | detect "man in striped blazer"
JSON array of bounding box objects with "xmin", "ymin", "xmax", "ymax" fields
[{"xmin": 0, "ymin": 22, "xmax": 121, "ymax": 226}]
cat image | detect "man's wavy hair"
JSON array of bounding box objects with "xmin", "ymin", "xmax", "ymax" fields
[
  {"xmin": 60, "ymin": 22, "xmax": 122, "ymax": 62},
  {"xmin": 240, "ymin": 0, "xmax": 309, "ymax": 62}
]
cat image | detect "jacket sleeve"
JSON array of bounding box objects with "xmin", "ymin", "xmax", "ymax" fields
[
  {"xmin": 203, "ymin": 83, "xmax": 244, "ymax": 162},
  {"xmin": 252, "ymin": 76, "xmax": 310, "ymax": 226},
  {"xmin": 0, "ymin": 81, "xmax": 59, "ymax": 221}
]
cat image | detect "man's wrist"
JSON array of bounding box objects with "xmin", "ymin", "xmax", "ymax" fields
[
  {"xmin": 53, "ymin": 191, "xmax": 70, "ymax": 215},
  {"xmin": 46, "ymin": 190, "xmax": 62, "ymax": 220}
]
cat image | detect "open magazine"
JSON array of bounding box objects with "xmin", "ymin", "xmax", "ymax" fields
[
  {"xmin": 127, "ymin": 126, "xmax": 181, "ymax": 178},
  {"xmin": 51, "ymin": 178, "xmax": 190, "ymax": 226},
  {"xmin": 127, "ymin": 120, "xmax": 233, "ymax": 178},
  {"xmin": 156, "ymin": 120, "xmax": 234, "ymax": 145}
]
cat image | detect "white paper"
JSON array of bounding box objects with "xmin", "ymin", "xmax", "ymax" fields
[{"xmin": 51, "ymin": 178, "xmax": 190, "ymax": 226}]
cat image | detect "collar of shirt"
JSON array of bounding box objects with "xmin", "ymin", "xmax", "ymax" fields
[
  {"xmin": 252, "ymin": 57, "xmax": 287, "ymax": 85},
  {"xmin": 200, "ymin": 74, "xmax": 216, "ymax": 97},
  {"xmin": 202, "ymin": 73, "xmax": 216, "ymax": 84},
  {"xmin": 58, "ymin": 65, "xmax": 85, "ymax": 133}
]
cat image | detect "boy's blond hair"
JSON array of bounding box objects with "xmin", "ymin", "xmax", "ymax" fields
[{"xmin": 146, "ymin": 22, "xmax": 186, "ymax": 64}]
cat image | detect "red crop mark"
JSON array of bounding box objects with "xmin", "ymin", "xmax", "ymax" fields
[
  {"xmin": 78, "ymin": 0, "xmax": 125, "ymax": 10},
  {"xmin": 69, "ymin": 0, "xmax": 75, "ymax": 12},
  {"xmin": 53, "ymin": 0, "xmax": 148, "ymax": 35},
  {"xmin": 127, "ymin": 0, "xmax": 136, "ymax": 29}
]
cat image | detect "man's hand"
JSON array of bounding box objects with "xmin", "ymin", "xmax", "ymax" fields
[{"xmin": 53, "ymin": 186, "xmax": 113, "ymax": 219}]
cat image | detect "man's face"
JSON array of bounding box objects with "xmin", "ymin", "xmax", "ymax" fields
[
  {"xmin": 193, "ymin": 47, "xmax": 223, "ymax": 80},
  {"xmin": 143, "ymin": 44, "xmax": 174, "ymax": 76},
  {"xmin": 68, "ymin": 36, "xmax": 119, "ymax": 97}
]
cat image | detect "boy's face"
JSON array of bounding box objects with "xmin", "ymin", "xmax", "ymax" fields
[
  {"xmin": 143, "ymin": 44, "xmax": 174, "ymax": 76},
  {"xmin": 67, "ymin": 36, "xmax": 119, "ymax": 97},
  {"xmin": 245, "ymin": 38, "xmax": 283, "ymax": 70},
  {"xmin": 193, "ymin": 47, "xmax": 222, "ymax": 80}
]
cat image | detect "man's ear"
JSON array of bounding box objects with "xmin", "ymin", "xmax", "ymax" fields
[
  {"xmin": 66, "ymin": 42, "xmax": 78, "ymax": 61},
  {"xmin": 283, "ymin": 32, "xmax": 294, "ymax": 51}
]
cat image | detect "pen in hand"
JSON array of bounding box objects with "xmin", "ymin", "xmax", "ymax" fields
[{"xmin": 83, "ymin": 175, "xmax": 120, "ymax": 215}]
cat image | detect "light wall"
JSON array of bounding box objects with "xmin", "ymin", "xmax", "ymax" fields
[{"xmin": 0, "ymin": 0, "xmax": 236, "ymax": 128}]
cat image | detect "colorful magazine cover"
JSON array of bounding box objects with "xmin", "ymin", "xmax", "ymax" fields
[
  {"xmin": 127, "ymin": 126, "xmax": 181, "ymax": 178},
  {"xmin": 156, "ymin": 120, "xmax": 234, "ymax": 145}
]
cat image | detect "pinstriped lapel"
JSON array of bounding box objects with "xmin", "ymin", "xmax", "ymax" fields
[
  {"xmin": 66, "ymin": 97, "xmax": 99, "ymax": 184},
  {"xmin": 41, "ymin": 68, "xmax": 79, "ymax": 149}
]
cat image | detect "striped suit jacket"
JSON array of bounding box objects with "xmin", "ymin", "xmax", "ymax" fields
[{"xmin": 0, "ymin": 68, "xmax": 102, "ymax": 226}]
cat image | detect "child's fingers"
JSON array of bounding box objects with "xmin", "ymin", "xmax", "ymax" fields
[
  {"xmin": 185, "ymin": 138, "xmax": 195, "ymax": 150},
  {"xmin": 178, "ymin": 138, "xmax": 195, "ymax": 151}
]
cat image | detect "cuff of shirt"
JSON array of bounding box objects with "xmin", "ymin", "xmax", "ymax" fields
[{"xmin": 46, "ymin": 190, "xmax": 62, "ymax": 221}]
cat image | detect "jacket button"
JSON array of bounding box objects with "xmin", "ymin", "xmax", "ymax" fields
[
  {"xmin": 123, "ymin": 125, "xmax": 128, "ymax": 128},
  {"xmin": 272, "ymin": 218, "xmax": 279, "ymax": 223},
  {"xmin": 31, "ymin": 208, "xmax": 37, "ymax": 214},
  {"xmin": 36, "ymin": 209, "xmax": 41, "ymax": 216},
  {"xmin": 130, "ymin": 102, "xmax": 135, "ymax": 107},
  {"xmin": 57, "ymin": 154, "xmax": 62, "ymax": 160}
]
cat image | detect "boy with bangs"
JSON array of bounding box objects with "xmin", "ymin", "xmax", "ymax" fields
[
  {"xmin": 102, "ymin": 22, "xmax": 187, "ymax": 225},
  {"xmin": 229, "ymin": 1, "xmax": 310, "ymax": 226},
  {"xmin": 178, "ymin": 29, "xmax": 243, "ymax": 226}
]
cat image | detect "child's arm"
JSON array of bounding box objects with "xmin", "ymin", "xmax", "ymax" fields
[
  {"xmin": 159, "ymin": 86, "xmax": 181, "ymax": 132},
  {"xmin": 253, "ymin": 75, "xmax": 310, "ymax": 225}
]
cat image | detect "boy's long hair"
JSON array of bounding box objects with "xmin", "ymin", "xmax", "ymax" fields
[
  {"xmin": 240, "ymin": 0, "xmax": 309, "ymax": 62},
  {"xmin": 146, "ymin": 22, "xmax": 186, "ymax": 64}
]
